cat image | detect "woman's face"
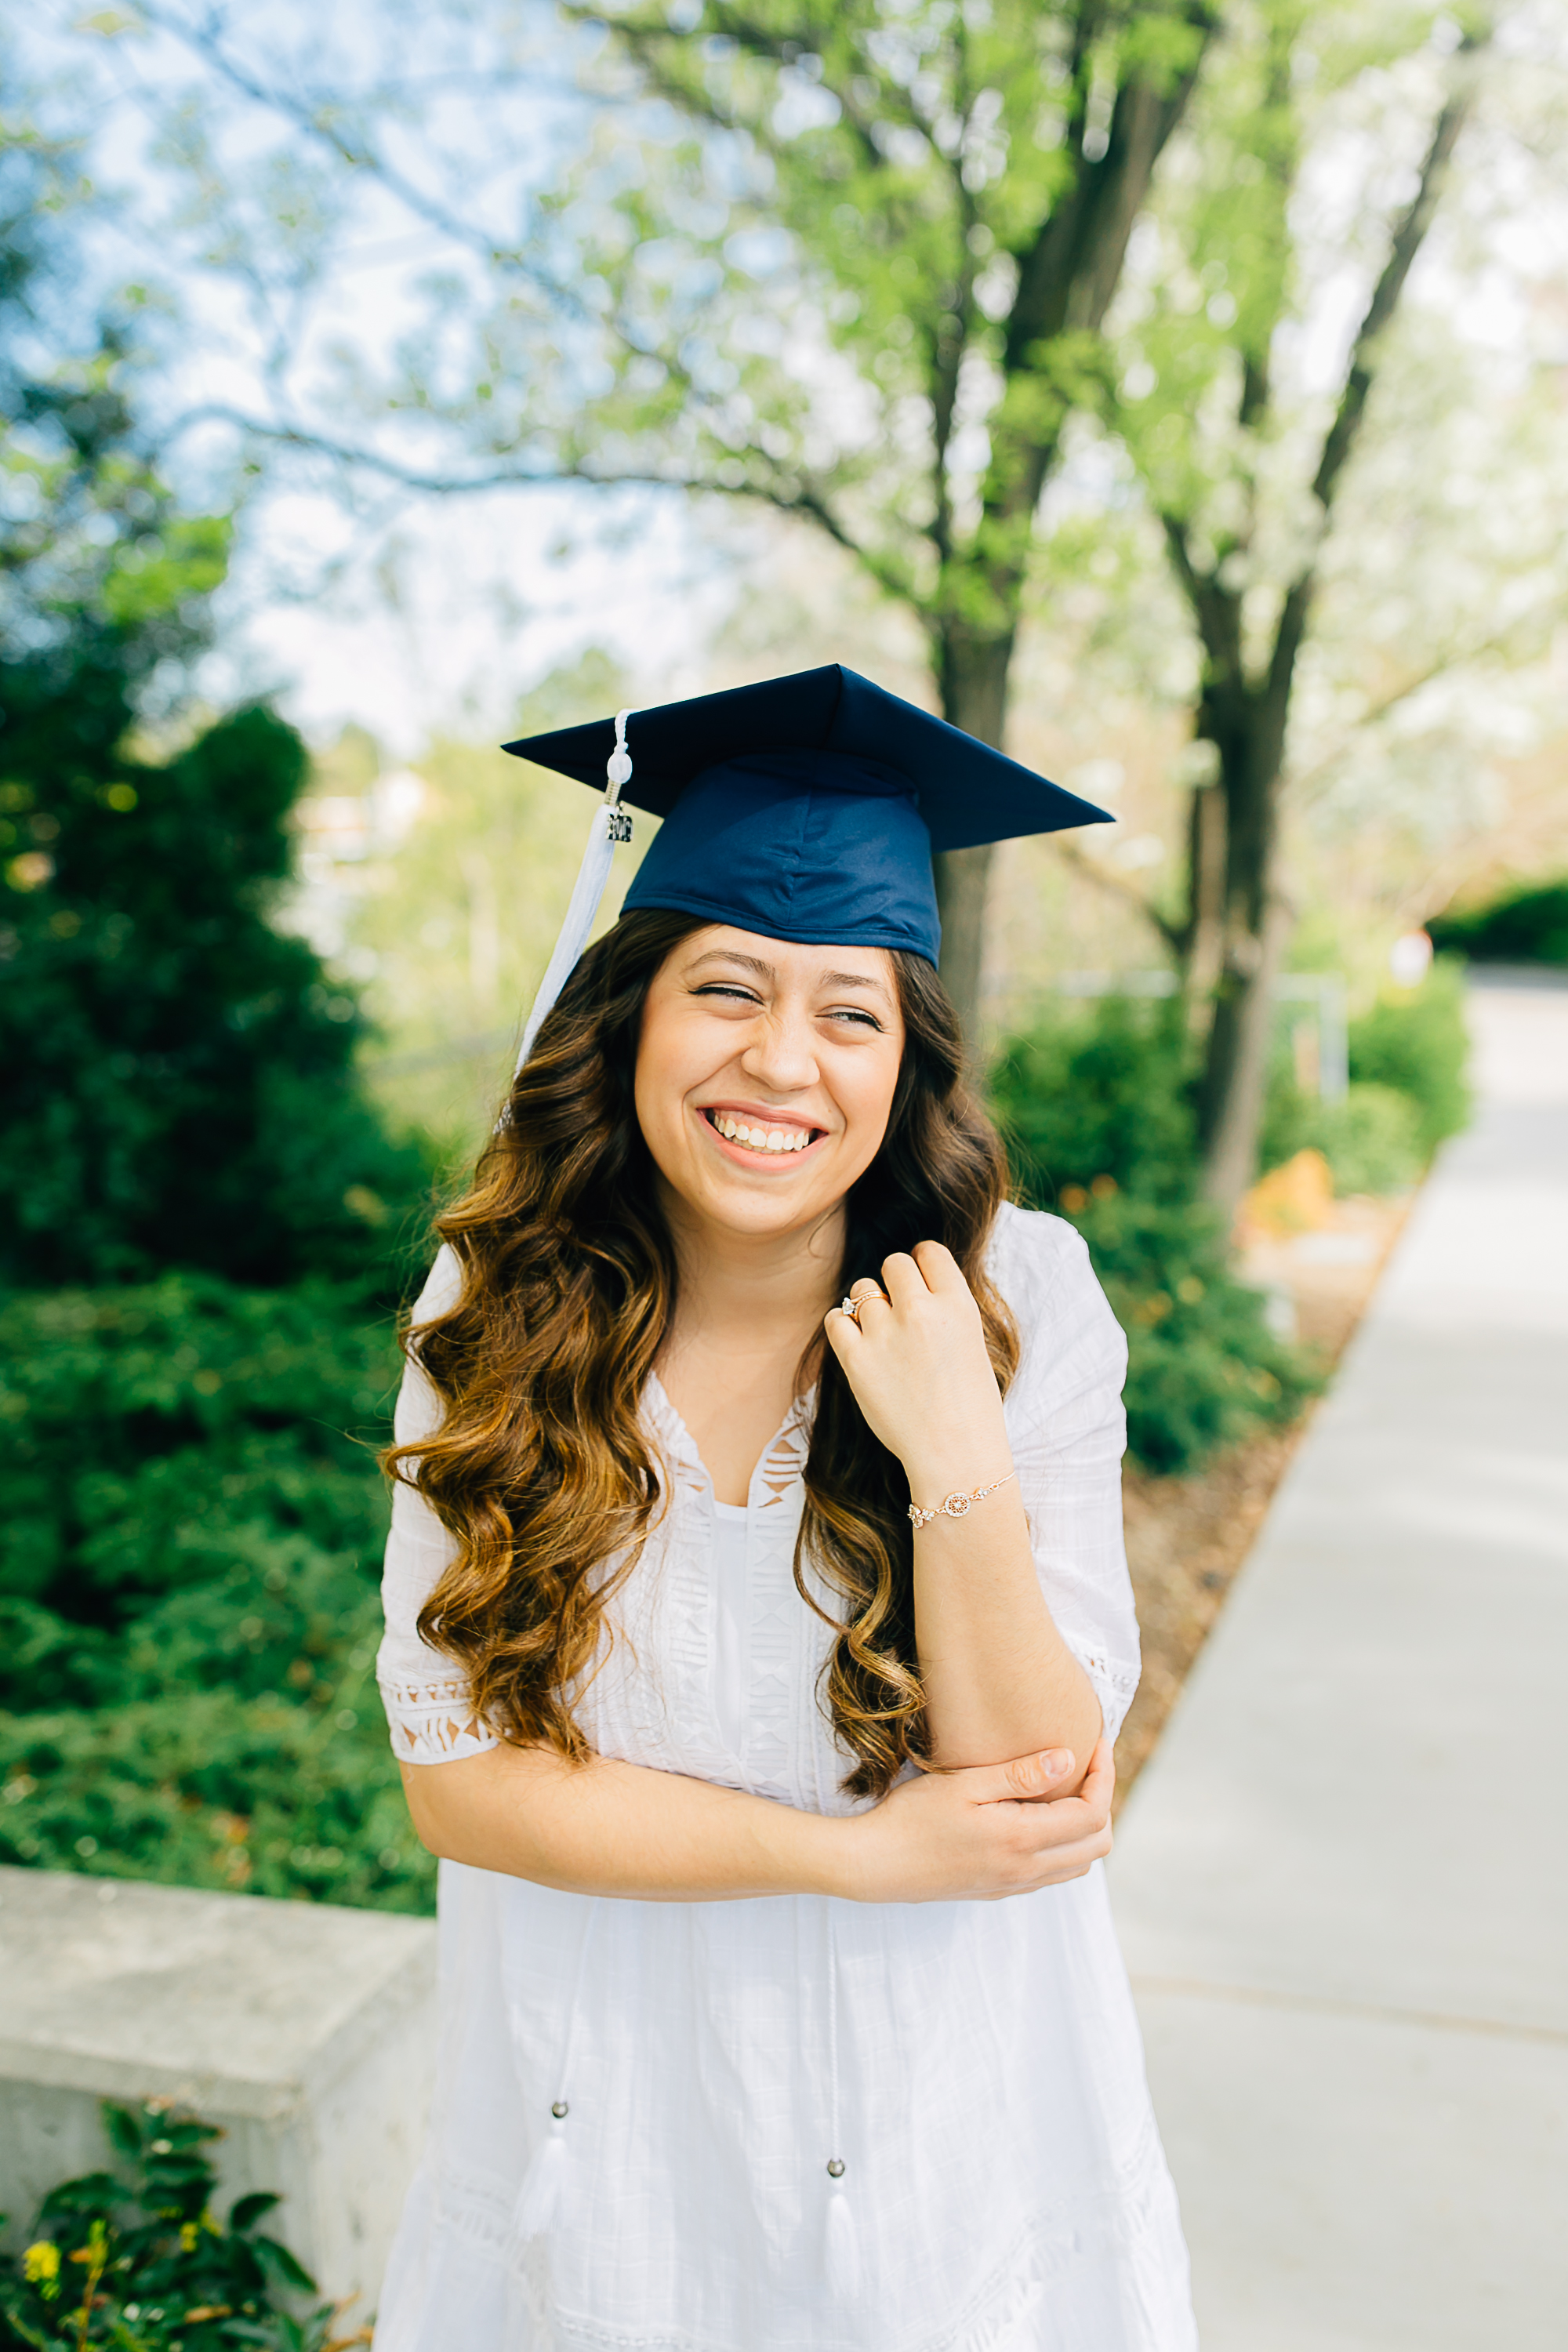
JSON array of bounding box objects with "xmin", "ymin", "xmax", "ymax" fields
[{"xmin": 635, "ymin": 925, "xmax": 906, "ymax": 1245}]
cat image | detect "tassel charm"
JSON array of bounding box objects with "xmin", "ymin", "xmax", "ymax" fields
[
  {"xmin": 824, "ymin": 2158, "xmax": 862, "ymax": 2303},
  {"xmin": 514, "ymin": 2103, "xmax": 568, "ymax": 2241},
  {"xmin": 510, "ymin": 707, "xmax": 636, "ymax": 1078}
]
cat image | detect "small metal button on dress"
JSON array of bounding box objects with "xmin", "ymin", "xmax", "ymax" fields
[
  {"xmin": 551, "ymin": 2100, "xmax": 569, "ymax": 2119},
  {"xmin": 826, "ymin": 2158, "xmax": 845, "ymax": 2179}
]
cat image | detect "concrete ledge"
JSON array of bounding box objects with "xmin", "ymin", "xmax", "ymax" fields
[{"xmin": 0, "ymin": 1865, "xmax": 436, "ymax": 2321}]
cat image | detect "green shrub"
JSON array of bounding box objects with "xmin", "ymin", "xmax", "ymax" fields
[
  {"xmin": 1064, "ymin": 1192, "xmax": 1315, "ymax": 1474},
  {"xmin": 0, "ymin": 2100, "xmax": 339, "ymax": 2350},
  {"xmin": 1259, "ymin": 1077, "xmax": 1425, "ymax": 1196},
  {"xmin": 0, "ymin": 1277, "xmax": 434, "ymax": 1914},
  {"xmin": 1347, "ymin": 960, "xmax": 1471, "ymax": 1157},
  {"xmin": 0, "ymin": 702, "xmax": 430, "ymax": 1290},
  {"xmin": 989, "ymin": 997, "xmax": 1317, "ymax": 1473},
  {"xmin": 1312, "ymin": 1084, "xmax": 1425, "ymax": 1196},
  {"xmin": 988, "ymin": 994, "xmax": 1196, "ymax": 1203},
  {"xmin": 1428, "ymin": 878, "xmax": 1568, "ymax": 967},
  {"xmin": 1260, "ymin": 962, "xmax": 1470, "ymax": 1187}
]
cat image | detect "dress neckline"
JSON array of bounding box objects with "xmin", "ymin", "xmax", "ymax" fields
[{"xmin": 644, "ymin": 1370, "xmax": 815, "ymax": 1505}]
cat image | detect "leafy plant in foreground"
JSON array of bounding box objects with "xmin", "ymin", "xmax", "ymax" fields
[{"xmin": 0, "ymin": 2100, "xmax": 362, "ymax": 2350}]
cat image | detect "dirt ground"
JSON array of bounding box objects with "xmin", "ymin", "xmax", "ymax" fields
[{"xmin": 1112, "ymin": 1168, "xmax": 1411, "ymax": 1810}]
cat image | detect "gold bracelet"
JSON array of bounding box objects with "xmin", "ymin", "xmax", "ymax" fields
[{"xmin": 907, "ymin": 1469, "xmax": 1017, "ymax": 1528}]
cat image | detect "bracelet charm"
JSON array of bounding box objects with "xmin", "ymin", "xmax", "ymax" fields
[{"xmin": 907, "ymin": 1469, "xmax": 1017, "ymax": 1529}]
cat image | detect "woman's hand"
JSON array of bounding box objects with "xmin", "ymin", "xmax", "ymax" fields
[
  {"xmin": 842, "ymin": 1739, "xmax": 1116, "ymax": 1904},
  {"xmin": 825, "ymin": 1240, "xmax": 1011, "ymax": 1494}
]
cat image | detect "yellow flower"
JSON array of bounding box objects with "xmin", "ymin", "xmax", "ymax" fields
[
  {"xmin": 180, "ymin": 2220, "xmax": 200, "ymax": 2252},
  {"xmin": 24, "ymin": 2241, "xmax": 60, "ymax": 2292}
]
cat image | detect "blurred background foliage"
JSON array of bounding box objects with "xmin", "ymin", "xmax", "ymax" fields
[
  {"xmin": 989, "ymin": 972, "xmax": 1469, "ymax": 1471},
  {"xmin": 1428, "ymin": 877, "xmax": 1568, "ymax": 969},
  {"xmin": 0, "ymin": 0, "xmax": 1557, "ymax": 1915}
]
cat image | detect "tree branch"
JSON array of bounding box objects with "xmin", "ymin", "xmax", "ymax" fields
[
  {"xmin": 163, "ymin": 404, "xmax": 921, "ymax": 604},
  {"xmin": 1287, "ymin": 586, "xmax": 1568, "ymax": 801},
  {"xmin": 1310, "ymin": 41, "xmax": 1485, "ymax": 519},
  {"xmin": 1160, "ymin": 510, "xmax": 1243, "ymax": 691},
  {"xmin": 1052, "ymin": 839, "xmax": 1184, "ymax": 954},
  {"xmin": 136, "ymin": 3, "xmax": 602, "ymax": 324}
]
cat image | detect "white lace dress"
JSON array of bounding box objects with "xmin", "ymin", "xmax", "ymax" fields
[{"xmin": 373, "ymin": 1203, "xmax": 1196, "ymax": 2352}]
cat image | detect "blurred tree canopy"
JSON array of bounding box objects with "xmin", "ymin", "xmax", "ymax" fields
[
  {"xmin": 103, "ymin": 0, "xmax": 1545, "ymax": 1201},
  {"xmin": 119, "ymin": 0, "xmax": 1218, "ymax": 1040}
]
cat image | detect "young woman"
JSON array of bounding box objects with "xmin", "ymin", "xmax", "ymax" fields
[{"xmin": 373, "ymin": 672, "xmax": 1196, "ymax": 2351}]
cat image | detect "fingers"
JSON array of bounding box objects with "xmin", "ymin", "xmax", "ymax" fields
[
  {"xmin": 992, "ymin": 1820, "xmax": 1114, "ymax": 1896},
  {"xmin": 878, "ymin": 1250, "xmax": 927, "ymax": 1307},
  {"xmin": 1075, "ymin": 1736, "xmax": 1116, "ymax": 1813},
  {"xmin": 825, "ymin": 1279, "xmax": 881, "ymax": 1344},
  {"xmin": 842, "ymin": 1243, "xmax": 966, "ymax": 1316},
  {"xmin": 910, "ymin": 1239, "xmax": 962, "ymax": 1290},
  {"xmin": 962, "ymin": 1748, "xmax": 1078, "ymax": 1805}
]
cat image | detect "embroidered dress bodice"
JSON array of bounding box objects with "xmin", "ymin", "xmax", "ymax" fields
[{"xmin": 374, "ymin": 1203, "xmax": 1196, "ymax": 2352}]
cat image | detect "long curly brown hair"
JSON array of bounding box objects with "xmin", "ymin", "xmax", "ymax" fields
[{"xmin": 385, "ymin": 907, "xmax": 1018, "ymax": 1798}]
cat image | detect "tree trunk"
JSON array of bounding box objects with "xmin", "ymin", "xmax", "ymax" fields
[
  {"xmin": 1181, "ymin": 775, "xmax": 1227, "ymax": 1026},
  {"xmin": 932, "ymin": 623, "xmax": 1015, "ymax": 1054},
  {"xmin": 1196, "ymin": 702, "xmax": 1290, "ymax": 1215},
  {"xmin": 1198, "ymin": 892, "xmax": 1290, "ymax": 1214}
]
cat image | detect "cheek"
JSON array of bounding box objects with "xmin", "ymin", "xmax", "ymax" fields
[
  {"xmin": 633, "ymin": 1014, "xmax": 690, "ymax": 1165},
  {"xmin": 634, "ymin": 1004, "xmax": 723, "ymax": 1175},
  {"xmin": 837, "ymin": 1046, "xmax": 903, "ymax": 1163}
]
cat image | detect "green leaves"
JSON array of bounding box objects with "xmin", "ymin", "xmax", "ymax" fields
[
  {"xmin": 0, "ymin": 1276, "xmax": 434, "ymax": 1915},
  {"xmin": 0, "ymin": 690, "xmax": 430, "ymax": 1289},
  {"xmin": 989, "ymin": 993, "xmax": 1317, "ymax": 1472},
  {"xmin": 1, "ymin": 2100, "xmax": 343, "ymax": 2351}
]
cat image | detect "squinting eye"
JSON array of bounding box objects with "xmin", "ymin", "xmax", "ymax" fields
[{"xmin": 827, "ymin": 1007, "xmax": 881, "ymax": 1029}]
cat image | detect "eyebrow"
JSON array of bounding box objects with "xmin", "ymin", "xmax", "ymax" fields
[{"xmin": 686, "ymin": 949, "xmax": 893, "ymax": 1002}]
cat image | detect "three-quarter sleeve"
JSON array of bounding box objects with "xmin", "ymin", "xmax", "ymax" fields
[
  {"xmin": 376, "ymin": 1243, "xmax": 501, "ymax": 1766},
  {"xmin": 993, "ymin": 1203, "xmax": 1142, "ymax": 1745}
]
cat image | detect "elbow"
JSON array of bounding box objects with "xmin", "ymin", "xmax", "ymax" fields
[{"xmin": 399, "ymin": 1761, "xmax": 463, "ymax": 1863}]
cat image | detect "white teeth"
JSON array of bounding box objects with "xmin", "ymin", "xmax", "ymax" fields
[{"xmin": 711, "ymin": 1113, "xmax": 814, "ymax": 1155}]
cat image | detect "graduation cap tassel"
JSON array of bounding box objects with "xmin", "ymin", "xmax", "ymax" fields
[{"xmin": 512, "ymin": 709, "xmax": 635, "ymax": 1077}]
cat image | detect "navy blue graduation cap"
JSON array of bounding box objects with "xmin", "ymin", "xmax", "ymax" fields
[{"xmin": 502, "ymin": 663, "xmax": 1111, "ymax": 1069}]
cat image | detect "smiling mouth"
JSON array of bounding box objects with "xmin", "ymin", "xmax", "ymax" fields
[{"xmin": 702, "ymin": 1109, "xmax": 824, "ymax": 1157}]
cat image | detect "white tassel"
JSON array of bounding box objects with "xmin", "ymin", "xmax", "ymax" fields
[
  {"xmin": 514, "ymin": 2121, "xmax": 567, "ymax": 2240},
  {"xmin": 512, "ymin": 708, "xmax": 634, "ymax": 1076},
  {"xmin": 825, "ymin": 2174, "xmax": 862, "ymax": 2303}
]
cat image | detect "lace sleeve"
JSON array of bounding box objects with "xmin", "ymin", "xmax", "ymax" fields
[
  {"xmin": 375, "ymin": 1245, "xmax": 501, "ymax": 1767},
  {"xmin": 993, "ymin": 1205, "xmax": 1142, "ymax": 1746}
]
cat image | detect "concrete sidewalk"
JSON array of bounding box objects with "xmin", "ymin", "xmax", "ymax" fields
[{"xmin": 1111, "ymin": 975, "xmax": 1568, "ymax": 2351}]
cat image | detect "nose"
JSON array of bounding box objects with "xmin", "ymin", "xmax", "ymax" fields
[{"xmin": 739, "ymin": 1006, "xmax": 820, "ymax": 1094}]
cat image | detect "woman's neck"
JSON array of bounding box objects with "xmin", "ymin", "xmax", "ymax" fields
[
  {"xmin": 661, "ymin": 1192, "xmax": 844, "ymax": 1363},
  {"xmin": 655, "ymin": 1192, "xmax": 844, "ymax": 1502}
]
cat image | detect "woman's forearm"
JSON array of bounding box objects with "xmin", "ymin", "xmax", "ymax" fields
[
  {"xmin": 401, "ymin": 1740, "xmax": 861, "ymax": 1900},
  {"xmin": 909, "ymin": 1479, "xmax": 1102, "ymax": 1780},
  {"xmin": 401, "ymin": 1728, "xmax": 1119, "ymax": 1908}
]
